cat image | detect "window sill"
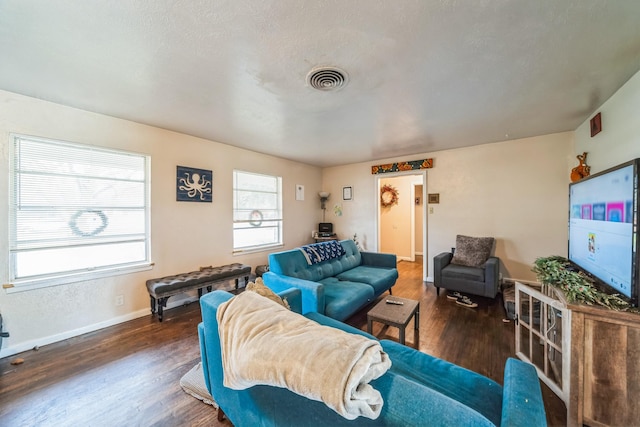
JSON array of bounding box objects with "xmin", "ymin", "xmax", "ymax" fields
[
  {"xmin": 5, "ymin": 263, "xmax": 153, "ymax": 294},
  {"xmin": 233, "ymin": 244, "xmax": 283, "ymax": 256}
]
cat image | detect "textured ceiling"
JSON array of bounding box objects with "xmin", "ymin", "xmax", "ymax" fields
[{"xmin": 1, "ymin": 1, "xmax": 640, "ymax": 167}]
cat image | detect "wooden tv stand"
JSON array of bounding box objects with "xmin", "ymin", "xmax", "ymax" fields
[
  {"xmin": 516, "ymin": 284, "xmax": 640, "ymax": 426},
  {"xmin": 567, "ymin": 301, "xmax": 640, "ymax": 426}
]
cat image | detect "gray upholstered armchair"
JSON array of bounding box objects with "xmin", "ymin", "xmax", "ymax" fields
[{"xmin": 433, "ymin": 235, "xmax": 500, "ymax": 299}]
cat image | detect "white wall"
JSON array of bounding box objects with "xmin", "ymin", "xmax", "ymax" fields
[
  {"xmin": 575, "ymin": 69, "xmax": 640, "ymax": 171},
  {"xmin": 323, "ymin": 132, "xmax": 573, "ymax": 282},
  {"xmin": 0, "ymin": 90, "xmax": 322, "ymax": 357}
]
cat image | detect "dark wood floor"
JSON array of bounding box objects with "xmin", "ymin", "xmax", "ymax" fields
[{"xmin": 0, "ymin": 258, "xmax": 566, "ymax": 426}]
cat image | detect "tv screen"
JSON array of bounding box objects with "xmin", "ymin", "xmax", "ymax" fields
[{"xmin": 568, "ymin": 159, "xmax": 639, "ymax": 306}]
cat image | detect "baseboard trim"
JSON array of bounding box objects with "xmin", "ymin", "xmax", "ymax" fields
[
  {"xmin": 0, "ymin": 295, "xmax": 199, "ymax": 359},
  {"xmin": 502, "ymin": 277, "xmax": 540, "ymax": 287}
]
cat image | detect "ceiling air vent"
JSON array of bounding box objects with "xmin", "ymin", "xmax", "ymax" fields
[{"xmin": 306, "ymin": 67, "xmax": 348, "ymax": 91}]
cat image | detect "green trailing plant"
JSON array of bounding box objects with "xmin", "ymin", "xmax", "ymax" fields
[{"xmin": 532, "ymin": 255, "xmax": 631, "ymax": 311}]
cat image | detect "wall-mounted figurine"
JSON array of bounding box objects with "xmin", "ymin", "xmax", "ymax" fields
[{"xmin": 570, "ymin": 152, "xmax": 591, "ymax": 182}]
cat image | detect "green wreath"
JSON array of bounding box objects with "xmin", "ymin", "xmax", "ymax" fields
[
  {"xmin": 249, "ymin": 210, "xmax": 263, "ymax": 227},
  {"xmin": 69, "ymin": 209, "xmax": 109, "ymax": 237}
]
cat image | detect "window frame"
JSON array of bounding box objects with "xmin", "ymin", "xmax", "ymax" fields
[
  {"xmin": 6, "ymin": 134, "xmax": 152, "ymax": 293},
  {"xmin": 232, "ymin": 170, "xmax": 283, "ymax": 253}
]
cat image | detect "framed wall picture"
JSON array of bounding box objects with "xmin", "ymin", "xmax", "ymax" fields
[
  {"xmin": 176, "ymin": 166, "xmax": 212, "ymax": 202},
  {"xmin": 428, "ymin": 193, "xmax": 440, "ymax": 204},
  {"xmin": 590, "ymin": 112, "xmax": 602, "ymax": 137},
  {"xmin": 343, "ymin": 186, "xmax": 352, "ymax": 200}
]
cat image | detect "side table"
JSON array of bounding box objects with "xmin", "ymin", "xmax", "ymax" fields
[
  {"xmin": 367, "ymin": 296, "xmax": 419, "ymax": 345},
  {"xmin": 313, "ymin": 234, "xmax": 338, "ymax": 243}
]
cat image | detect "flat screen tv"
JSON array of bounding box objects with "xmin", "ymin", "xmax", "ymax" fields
[{"xmin": 568, "ymin": 158, "xmax": 639, "ymax": 307}]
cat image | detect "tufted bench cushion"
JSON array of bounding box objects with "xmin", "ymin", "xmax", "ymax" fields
[{"xmin": 146, "ymin": 263, "xmax": 251, "ymax": 321}]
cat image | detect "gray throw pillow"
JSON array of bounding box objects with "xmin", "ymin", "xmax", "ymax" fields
[{"xmin": 450, "ymin": 235, "xmax": 494, "ymax": 268}]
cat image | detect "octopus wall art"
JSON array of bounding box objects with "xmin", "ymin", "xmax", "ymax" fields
[{"xmin": 176, "ymin": 165, "xmax": 212, "ymax": 202}]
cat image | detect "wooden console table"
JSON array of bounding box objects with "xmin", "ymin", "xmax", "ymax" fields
[
  {"xmin": 515, "ymin": 282, "xmax": 640, "ymax": 426},
  {"xmin": 313, "ymin": 233, "xmax": 337, "ymax": 243}
]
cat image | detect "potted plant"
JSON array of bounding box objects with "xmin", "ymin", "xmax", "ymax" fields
[{"xmin": 532, "ymin": 255, "xmax": 631, "ymax": 311}]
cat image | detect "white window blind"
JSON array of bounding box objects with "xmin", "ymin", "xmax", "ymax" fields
[
  {"xmin": 233, "ymin": 170, "xmax": 282, "ymax": 251},
  {"xmin": 9, "ymin": 134, "xmax": 151, "ymax": 287}
]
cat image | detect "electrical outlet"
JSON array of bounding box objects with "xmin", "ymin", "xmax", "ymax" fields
[
  {"xmin": 115, "ymin": 295, "xmax": 124, "ymax": 306},
  {"xmin": 429, "ymin": 207, "xmax": 434, "ymax": 214}
]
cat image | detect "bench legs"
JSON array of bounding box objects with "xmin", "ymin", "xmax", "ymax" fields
[
  {"xmin": 234, "ymin": 275, "xmax": 249, "ymax": 290},
  {"xmin": 150, "ymin": 295, "xmax": 156, "ymax": 314},
  {"xmin": 149, "ymin": 296, "xmax": 169, "ymax": 322}
]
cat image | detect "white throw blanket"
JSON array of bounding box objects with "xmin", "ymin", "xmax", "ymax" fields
[{"xmin": 217, "ymin": 291, "xmax": 391, "ymax": 420}]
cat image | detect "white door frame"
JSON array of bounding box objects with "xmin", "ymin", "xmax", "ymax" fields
[{"xmin": 375, "ymin": 170, "xmax": 428, "ymax": 281}]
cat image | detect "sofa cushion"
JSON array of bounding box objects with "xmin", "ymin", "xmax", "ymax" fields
[
  {"xmin": 335, "ymin": 266, "xmax": 398, "ymax": 296},
  {"xmin": 451, "ymin": 235, "xmax": 494, "ymax": 268},
  {"xmin": 380, "ymin": 340, "xmax": 503, "ymax": 426},
  {"xmin": 337, "ymin": 239, "xmax": 363, "ymax": 269},
  {"xmin": 442, "ymin": 263, "xmax": 486, "ymax": 282},
  {"xmin": 320, "ymin": 278, "xmax": 375, "ymax": 322},
  {"xmin": 371, "ymin": 371, "xmax": 495, "ymax": 427}
]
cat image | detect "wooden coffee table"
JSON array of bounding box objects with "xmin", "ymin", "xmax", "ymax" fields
[{"xmin": 367, "ymin": 296, "xmax": 419, "ymax": 345}]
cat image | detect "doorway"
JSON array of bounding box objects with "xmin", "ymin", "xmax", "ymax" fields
[{"xmin": 376, "ymin": 171, "xmax": 427, "ymax": 281}]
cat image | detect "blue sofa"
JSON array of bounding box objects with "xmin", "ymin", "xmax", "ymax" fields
[
  {"xmin": 263, "ymin": 239, "xmax": 398, "ymax": 321},
  {"xmin": 198, "ymin": 289, "xmax": 547, "ymax": 426}
]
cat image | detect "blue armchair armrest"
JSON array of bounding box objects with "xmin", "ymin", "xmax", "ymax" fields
[
  {"xmin": 277, "ymin": 287, "xmax": 303, "ymax": 314},
  {"xmin": 262, "ymin": 271, "xmax": 325, "ymax": 315},
  {"xmin": 501, "ymin": 358, "xmax": 547, "ymax": 426}
]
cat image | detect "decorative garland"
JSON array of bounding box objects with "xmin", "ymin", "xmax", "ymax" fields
[
  {"xmin": 371, "ymin": 158, "xmax": 433, "ymax": 174},
  {"xmin": 380, "ymin": 184, "xmax": 399, "ymax": 208},
  {"xmin": 532, "ymin": 255, "xmax": 633, "ymax": 311}
]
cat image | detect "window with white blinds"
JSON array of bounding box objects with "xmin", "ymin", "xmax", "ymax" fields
[
  {"xmin": 233, "ymin": 170, "xmax": 283, "ymax": 252},
  {"xmin": 9, "ymin": 134, "xmax": 151, "ymax": 288}
]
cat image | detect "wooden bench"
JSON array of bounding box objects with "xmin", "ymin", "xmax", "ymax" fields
[{"xmin": 146, "ymin": 263, "xmax": 251, "ymax": 321}]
